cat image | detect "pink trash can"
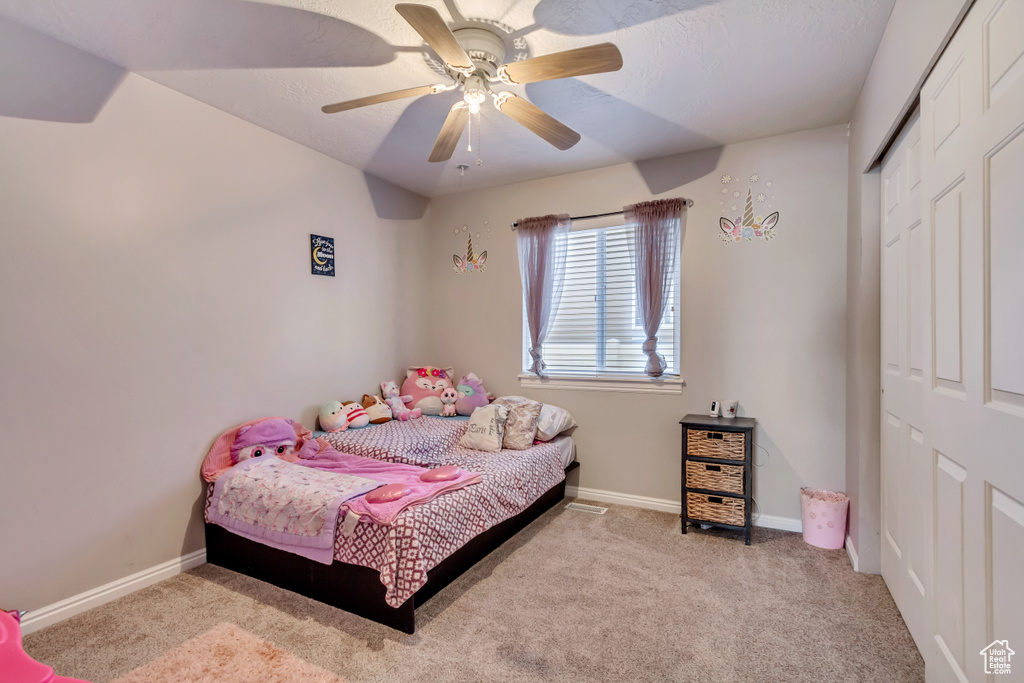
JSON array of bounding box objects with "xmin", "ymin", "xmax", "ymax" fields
[{"xmin": 800, "ymin": 488, "xmax": 849, "ymax": 549}]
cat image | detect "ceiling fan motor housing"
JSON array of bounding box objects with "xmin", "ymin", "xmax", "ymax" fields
[{"xmin": 451, "ymin": 27, "xmax": 507, "ymax": 79}]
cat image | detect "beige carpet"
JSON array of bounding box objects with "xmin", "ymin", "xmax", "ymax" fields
[
  {"xmin": 23, "ymin": 501, "xmax": 924, "ymax": 682},
  {"xmin": 109, "ymin": 622, "xmax": 343, "ymax": 683}
]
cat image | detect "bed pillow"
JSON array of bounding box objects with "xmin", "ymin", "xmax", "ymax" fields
[
  {"xmin": 535, "ymin": 404, "xmax": 578, "ymax": 441},
  {"xmin": 458, "ymin": 404, "xmax": 508, "ymax": 452},
  {"xmin": 492, "ymin": 396, "xmax": 542, "ymax": 450}
]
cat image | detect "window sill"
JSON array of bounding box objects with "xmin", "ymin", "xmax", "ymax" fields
[{"xmin": 517, "ymin": 373, "xmax": 685, "ymax": 395}]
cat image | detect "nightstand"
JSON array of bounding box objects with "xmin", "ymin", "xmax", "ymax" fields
[{"xmin": 679, "ymin": 414, "xmax": 755, "ymax": 545}]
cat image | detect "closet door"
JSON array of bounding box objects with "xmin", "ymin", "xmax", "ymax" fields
[
  {"xmin": 883, "ymin": 0, "xmax": 1024, "ymax": 680},
  {"xmin": 880, "ymin": 112, "xmax": 929, "ymax": 656}
]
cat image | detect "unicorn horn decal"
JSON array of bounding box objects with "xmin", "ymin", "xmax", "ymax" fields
[{"xmin": 453, "ymin": 234, "xmax": 487, "ymax": 273}]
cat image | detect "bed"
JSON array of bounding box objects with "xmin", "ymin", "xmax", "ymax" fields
[{"xmin": 204, "ymin": 416, "xmax": 577, "ymax": 633}]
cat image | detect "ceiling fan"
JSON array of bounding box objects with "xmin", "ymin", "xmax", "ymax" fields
[{"xmin": 321, "ymin": 4, "xmax": 623, "ymax": 162}]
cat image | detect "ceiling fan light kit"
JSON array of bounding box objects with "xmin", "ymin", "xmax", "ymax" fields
[{"xmin": 320, "ymin": 3, "xmax": 622, "ymax": 163}]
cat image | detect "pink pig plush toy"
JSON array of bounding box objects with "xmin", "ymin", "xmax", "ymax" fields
[{"xmin": 381, "ymin": 381, "xmax": 421, "ymax": 421}]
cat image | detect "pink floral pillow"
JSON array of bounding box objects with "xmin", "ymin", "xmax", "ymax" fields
[{"xmin": 492, "ymin": 396, "xmax": 542, "ymax": 450}]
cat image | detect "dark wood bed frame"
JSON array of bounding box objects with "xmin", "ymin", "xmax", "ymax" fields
[{"xmin": 205, "ymin": 460, "xmax": 579, "ymax": 633}]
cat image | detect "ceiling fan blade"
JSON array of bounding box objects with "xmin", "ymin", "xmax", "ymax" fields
[
  {"xmin": 429, "ymin": 102, "xmax": 469, "ymax": 162},
  {"xmin": 498, "ymin": 43, "xmax": 623, "ymax": 85},
  {"xmin": 395, "ymin": 4, "xmax": 474, "ymax": 72},
  {"xmin": 322, "ymin": 84, "xmax": 441, "ymax": 113},
  {"xmin": 496, "ymin": 94, "xmax": 581, "ymax": 150}
]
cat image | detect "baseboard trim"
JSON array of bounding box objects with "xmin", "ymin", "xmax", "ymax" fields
[
  {"xmin": 567, "ymin": 486, "xmax": 802, "ymax": 532},
  {"xmin": 20, "ymin": 549, "xmax": 206, "ymax": 635},
  {"xmin": 754, "ymin": 514, "xmax": 803, "ymax": 533},
  {"xmin": 845, "ymin": 534, "xmax": 859, "ymax": 571},
  {"xmin": 567, "ymin": 485, "xmax": 680, "ymax": 513}
]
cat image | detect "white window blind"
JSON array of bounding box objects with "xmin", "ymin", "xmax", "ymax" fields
[{"xmin": 523, "ymin": 224, "xmax": 679, "ymax": 377}]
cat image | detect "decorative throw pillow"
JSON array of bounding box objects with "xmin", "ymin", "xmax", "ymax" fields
[
  {"xmin": 535, "ymin": 403, "xmax": 578, "ymax": 441},
  {"xmin": 458, "ymin": 404, "xmax": 508, "ymax": 452},
  {"xmin": 492, "ymin": 396, "xmax": 543, "ymax": 450}
]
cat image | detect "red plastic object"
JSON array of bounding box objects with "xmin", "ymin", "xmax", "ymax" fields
[
  {"xmin": 419, "ymin": 465, "xmax": 461, "ymax": 482},
  {"xmin": 365, "ymin": 483, "xmax": 411, "ymax": 504},
  {"xmin": 0, "ymin": 610, "xmax": 92, "ymax": 683}
]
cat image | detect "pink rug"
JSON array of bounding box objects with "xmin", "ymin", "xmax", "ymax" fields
[{"xmin": 110, "ymin": 622, "xmax": 344, "ymax": 683}]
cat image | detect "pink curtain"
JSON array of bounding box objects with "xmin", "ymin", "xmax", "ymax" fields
[
  {"xmin": 516, "ymin": 213, "xmax": 570, "ymax": 375},
  {"xmin": 626, "ymin": 198, "xmax": 685, "ymax": 377}
]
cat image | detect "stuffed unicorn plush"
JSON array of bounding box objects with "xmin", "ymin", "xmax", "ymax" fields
[
  {"xmin": 455, "ymin": 372, "xmax": 490, "ymax": 416},
  {"xmin": 381, "ymin": 381, "xmax": 421, "ymax": 421}
]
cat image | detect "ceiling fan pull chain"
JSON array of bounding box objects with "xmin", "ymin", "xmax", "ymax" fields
[
  {"xmin": 476, "ymin": 111, "xmax": 483, "ymax": 166},
  {"xmin": 467, "ymin": 113, "xmax": 472, "ymax": 153}
]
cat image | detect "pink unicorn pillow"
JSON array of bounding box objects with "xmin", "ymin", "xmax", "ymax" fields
[{"xmin": 400, "ymin": 365, "xmax": 454, "ymax": 416}]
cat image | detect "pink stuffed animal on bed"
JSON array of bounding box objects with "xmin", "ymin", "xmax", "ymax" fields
[
  {"xmin": 401, "ymin": 366, "xmax": 454, "ymax": 416},
  {"xmin": 439, "ymin": 386, "xmax": 458, "ymax": 417},
  {"xmin": 381, "ymin": 381, "xmax": 420, "ymax": 421},
  {"xmin": 230, "ymin": 418, "xmax": 299, "ymax": 464}
]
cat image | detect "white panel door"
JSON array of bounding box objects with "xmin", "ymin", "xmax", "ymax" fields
[
  {"xmin": 882, "ymin": 1, "xmax": 1024, "ymax": 681},
  {"xmin": 881, "ymin": 112, "xmax": 929, "ymax": 653}
]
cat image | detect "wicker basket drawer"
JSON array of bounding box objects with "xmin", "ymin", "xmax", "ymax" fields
[
  {"xmin": 687, "ymin": 492, "xmax": 745, "ymax": 526},
  {"xmin": 686, "ymin": 460, "xmax": 745, "ymax": 494},
  {"xmin": 686, "ymin": 428, "xmax": 745, "ymax": 460}
]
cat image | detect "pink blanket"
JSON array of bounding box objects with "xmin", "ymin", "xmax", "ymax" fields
[{"xmin": 298, "ymin": 446, "xmax": 481, "ymax": 525}]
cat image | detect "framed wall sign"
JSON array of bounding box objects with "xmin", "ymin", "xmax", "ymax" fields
[{"xmin": 310, "ymin": 234, "xmax": 335, "ymax": 276}]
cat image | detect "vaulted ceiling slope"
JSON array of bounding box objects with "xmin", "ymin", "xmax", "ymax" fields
[{"xmin": 0, "ymin": 0, "xmax": 894, "ymax": 197}]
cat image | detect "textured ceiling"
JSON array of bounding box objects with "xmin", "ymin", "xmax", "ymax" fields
[{"xmin": 0, "ymin": 0, "xmax": 894, "ymax": 197}]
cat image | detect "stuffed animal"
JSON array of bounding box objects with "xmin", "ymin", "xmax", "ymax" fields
[
  {"xmin": 230, "ymin": 418, "xmax": 298, "ymax": 464},
  {"xmin": 440, "ymin": 386, "xmax": 459, "ymax": 417},
  {"xmin": 361, "ymin": 393, "xmax": 392, "ymax": 424},
  {"xmin": 455, "ymin": 372, "xmax": 490, "ymax": 416},
  {"xmin": 319, "ymin": 401, "xmax": 346, "ymax": 432},
  {"xmin": 319, "ymin": 400, "xmax": 370, "ymax": 432},
  {"xmin": 401, "ymin": 366, "xmax": 454, "ymax": 416},
  {"xmin": 341, "ymin": 401, "xmax": 370, "ymax": 430},
  {"xmin": 381, "ymin": 380, "xmax": 421, "ymax": 421}
]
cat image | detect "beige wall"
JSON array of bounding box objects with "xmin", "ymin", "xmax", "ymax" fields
[
  {"xmin": 0, "ymin": 20, "xmax": 429, "ymax": 611},
  {"xmin": 426, "ymin": 125, "xmax": 849, "ymax": 524},
  {"xmin": 844, "ymin": 0, "xmax": 971, "ymax": 573}
]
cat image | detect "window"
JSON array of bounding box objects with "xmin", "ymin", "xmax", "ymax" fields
[{"xmin": 522, "ymin": 223, "xmax": 680, "ymax": 379}]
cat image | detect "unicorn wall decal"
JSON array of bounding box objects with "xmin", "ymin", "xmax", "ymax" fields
[
  {"xmin": 720, "ymin": 187, "xmax": 779, "ymax": 243},
  {"xmin": 453, "ymin": 235, "xmax": 487, "ymax": 273}
]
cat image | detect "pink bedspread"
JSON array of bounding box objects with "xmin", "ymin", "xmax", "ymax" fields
[
  {"xmin": 206, "ymin": 418, "xmax": 567, "ymax": 608},
  {"xmin": 320, "ymin": 418, "xmax": 567, "ymax": 606}
]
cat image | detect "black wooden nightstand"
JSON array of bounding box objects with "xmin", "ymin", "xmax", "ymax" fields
[{"xmin": 679, "ymin": 414, "xmax": 755, "ymax": 545}]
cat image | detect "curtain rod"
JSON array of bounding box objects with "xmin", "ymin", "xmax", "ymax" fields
[{"xmin": 509, "ymin": 198, "xmax": 694, "ymax": 230}]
